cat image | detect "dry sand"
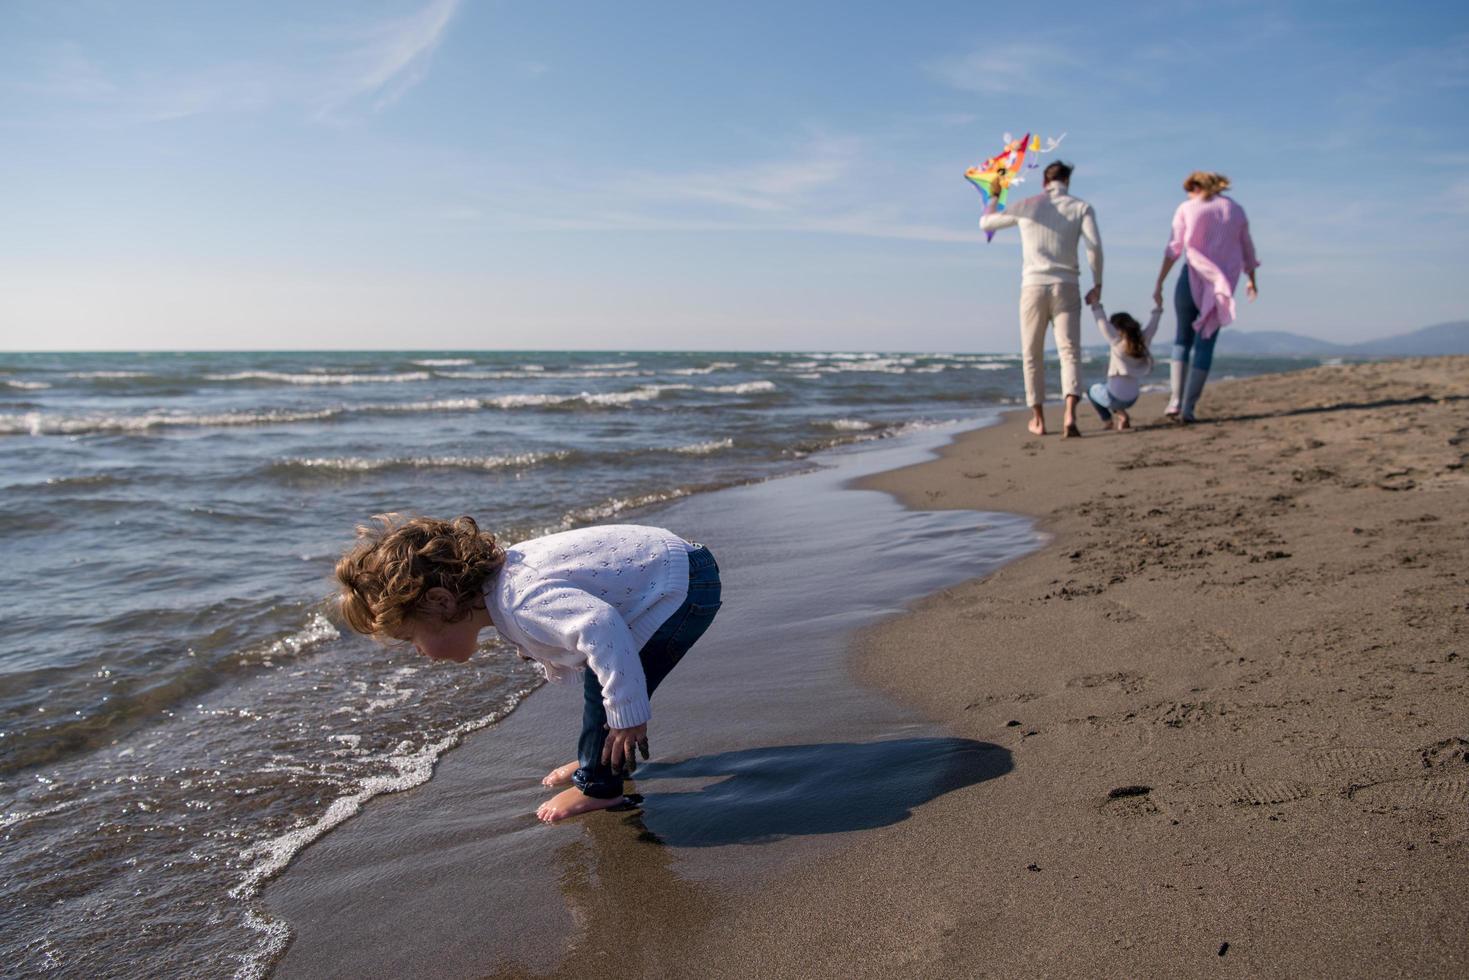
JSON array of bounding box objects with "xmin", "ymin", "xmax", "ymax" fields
[{"xmin": 673, "ymin": 357, "xmax": 1469, "ymax": 978}]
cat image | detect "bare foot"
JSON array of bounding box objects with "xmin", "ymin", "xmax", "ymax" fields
[
  {"xmin": 537, "ymin": 787, "xmax": 625, "ymax": 823},
  {"xmin": 1027, "ymin": 417, "xmax": 1047, "ymax": 436},
  {"xmin": 541, "ymin": 761, "xmax": 579, "ymax": 788},
  {"xmin": 1114, "ymin": 411, "xmax": 1131, "ymax": 431},
  {"xmin": 1063, "ymin": 423, "xmax": 1082, "ymax": 438}
]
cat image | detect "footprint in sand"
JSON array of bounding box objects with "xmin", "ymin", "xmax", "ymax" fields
[
  {"xmin": 1066, "ymin": 671, "xmax": 1150, "ymax": 694},
  {"xmin": 1348, "ymin": 778, "xmax": 1469, "ymax": 809},
  {"xmin": 1342, "ymin": 737, "xmax": 1469, "ymax": 813},
  {"xmin": 1208, "ymin": 779, "xmax": 1313, "ymax": 807},
  {"xmin": 1306, "ymin": 746, "xmax": 1400, "ymax": 777}
]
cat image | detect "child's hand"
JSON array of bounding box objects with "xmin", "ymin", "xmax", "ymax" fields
[{"xmin": 603, "ymin": 723, "xmax": 649, "ymax": 773}]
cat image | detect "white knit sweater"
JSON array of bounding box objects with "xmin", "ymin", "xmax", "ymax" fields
[
  {"xmin": 484, "ymin": 525, "xmax": 692, "ymax": 729},
  {"xmin": 980, "ymin": 182, "xmax": 1104, "ymax": 288}
]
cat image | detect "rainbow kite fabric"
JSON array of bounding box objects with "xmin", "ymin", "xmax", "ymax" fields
[{"xmin": 965, "ymin": 132, "xmax": 1066, "ymax": 241}]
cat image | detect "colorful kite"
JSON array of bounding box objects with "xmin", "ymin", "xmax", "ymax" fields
[{"xmin": 965, "ymin": 132, "xmax": 1066, "ymax": 240}]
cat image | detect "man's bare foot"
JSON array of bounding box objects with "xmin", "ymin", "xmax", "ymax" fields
[
  {"xmin": 536, "ymin": 787, "xmax": 625, "ymax": 823},
  {"xmin": 1027, "ymin": 416, "xmax": 1047, "ymax": 436},
  {"xmin": 541, "ymin": 761, "xmax": 579, "ymax": 787},
  {"xmin": 1114, "ymin": 411, "xmax": 1131, "ymax": 431},
  {"xmin": 1063, "ymin": 423, "xmax": 1082, "ymax": 438}
]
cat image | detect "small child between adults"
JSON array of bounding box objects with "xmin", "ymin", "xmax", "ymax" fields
[
  {"xmin": 335, "ymin": 515, "xmax": 722, "ymax": 823},
  {"xmin": 1085, "ymin": 303, "xmax": 1162, "ymax": 430}
]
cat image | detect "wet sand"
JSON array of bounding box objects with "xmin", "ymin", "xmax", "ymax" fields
[
  {"xmin": 266, "ymin": 358, "xmax": 1469, "ymax": 979},
  {"xmin": 264, "ymin": 425, "xmax": 1039, "ymax": 978}
]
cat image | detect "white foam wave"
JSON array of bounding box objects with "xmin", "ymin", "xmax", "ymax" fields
[
  {"xmin": 4, "ymin": 380, "xmax": 51, "ymax": 390},
  {"xmin": 276, "ymin": 451, "xmax": 567, "ymax": 473},
  {"xmin": 67, "ymin": 370, "xmax": 152, "ymax": 379},
  {"xmin": 819, "ymin": 418, "xmax": 874, "ymax": 431},
  {"xmin": 229, "ymin": 681, "xmax": 541, "ymax": 979},
  {"xmin": 559, "ymin": 488, "xmax": 691, "ymax": 527},
  {"xmin": 583, "ymin": 361, "xmax": 638, "ymax": 369},
  {"xmin": 667, "ymin": 361, "xmax": 738, "ymax": 375},
  {"xmin": 703, "ymin": 380, "xmax": 776, "ymax": 394},
  {"xmin": 974, "ymin": 362, "xmax": 1010, "ymax": 371},
  {"xmin": 3, "ymin": 382, "xmax": 681, "ymax": 435},
  {"xmin": 205, "ymin": 370, "xmax": 431, "ymax": 385},
  {"xmin": 411, "ymin": 358, "xmax": 473, "ymax": 366},
  {"xmin": 673, "ymin": 438, "xmax": 734, "ymax": 455},
  {"xmin": 437, "ymin": 369, "xmax": 643, "ymax": 380},
  {"xmin": 2, "ymin": 407, "xmax": 344, "ymax": 436},
  {"xmin": 236, "ymin": 613, "xmax": 340, "ymax": 668}
]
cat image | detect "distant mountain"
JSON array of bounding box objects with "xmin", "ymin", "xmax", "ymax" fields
[
  {"xmin": 1224, "ymin": 320, "xmax": 1469, "ymax": 358},
  {"xmin": 1223, "ymin": 330, "xmax": 1345, "ymax": 355}
]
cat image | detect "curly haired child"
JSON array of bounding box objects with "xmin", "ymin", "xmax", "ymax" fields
[{"xmin": 335, "ymin": 515, "xmax": 722, "ymax": 822}]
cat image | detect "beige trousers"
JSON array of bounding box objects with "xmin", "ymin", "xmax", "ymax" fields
[{"xmin": 1019, "ymin": 282, "xmax": 1083, "ymax": 407}]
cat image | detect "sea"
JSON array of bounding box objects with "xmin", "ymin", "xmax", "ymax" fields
[{"xmin": 0, "ymin": 348, "xmax": 1317, "ymax": 977}]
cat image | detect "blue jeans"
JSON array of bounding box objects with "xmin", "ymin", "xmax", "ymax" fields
[
  {"xmin": 573, "ymin": 545, "xmax": 723, "ymax": 799},
  {"xmin": 1085, "ymin": 381, "xmax": 1137, "ymax": 422},
  {"xmin": 1172, "ymin": 271, "xmax": 1218, "ymax": 374}
]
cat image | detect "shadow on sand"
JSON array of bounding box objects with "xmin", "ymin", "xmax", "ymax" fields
[{"xmin": 625, "ymin": 737, "xmax": 1012, "ymax": 847}]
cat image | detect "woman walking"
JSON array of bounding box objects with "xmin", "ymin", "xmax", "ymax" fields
[{"xmin": 1152, "ymin": 171, "xmax": 1260, "ymax": 422}]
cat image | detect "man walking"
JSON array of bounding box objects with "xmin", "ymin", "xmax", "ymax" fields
[{"xmin": 981, "ymin": 161, "xmax": 1103, "ymax": 437}]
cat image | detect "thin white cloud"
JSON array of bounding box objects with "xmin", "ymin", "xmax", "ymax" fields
[
  {"xmin": 316, "ymin": 0, "xmax": 462, "ymax": 116},
  {"xmin": 622, "ymin": 137, "xmax": 858, "ymax": 213},
  {"xmin": 924, "ymin": 43, "xmax": 1071, "ymax": 95},
  {"xmin": 4, "ymin": 0, "xmax": 462, "ymax": 125}
]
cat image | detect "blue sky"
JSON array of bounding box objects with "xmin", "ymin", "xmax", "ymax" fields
[{"xmin": 1, "ymin": 0, "xmax": 1466, "ymax": 351}]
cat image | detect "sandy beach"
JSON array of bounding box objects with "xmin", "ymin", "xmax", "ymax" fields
[
  {"xmin": 692, "ymin": 356, "xmax": 1469, "ymax": 978},
  {"xmin": 265, "ymin": 357, "xmax": 1468, "ymax": 979}
]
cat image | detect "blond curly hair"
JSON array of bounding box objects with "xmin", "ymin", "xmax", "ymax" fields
[
  {"xmin": 335, "ymin": 514, "xmax": 505, "ymax": 637},
  {"xmin": 1183, "ymin": 171, "xmax": 1231, "ymax": 197}
]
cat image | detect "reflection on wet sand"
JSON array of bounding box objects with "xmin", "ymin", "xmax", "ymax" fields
[{"xmin": 504, "ymin": 738, "xmax": 1012, "ymax": 979}]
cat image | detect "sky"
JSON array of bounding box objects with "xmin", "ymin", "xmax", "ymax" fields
[{"xmin": 1, "ymin": 0, "xmax": 1466, "ymax": 352}]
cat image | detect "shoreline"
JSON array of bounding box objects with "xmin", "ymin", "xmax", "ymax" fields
[
  {"xmin": 264, "ymin": 357, "xmax": 1469, "ymax": 978},
  {"xmin": 263, "ymin": 417, "xmax": 1041, "ymax": 978}
]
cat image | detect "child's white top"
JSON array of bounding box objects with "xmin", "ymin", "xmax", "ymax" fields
[
  {"xmin": 484, "ymin": 524, "xmax": 692, "ymax": 729},
  {"xmin": 1090, "ymin": 303, "xmax": 1161, "ymax": 401}
]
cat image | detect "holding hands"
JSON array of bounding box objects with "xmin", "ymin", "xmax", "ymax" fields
[{"xmin": 1085, "ymin": 284, "xmax": 1101, "ymax": 306}]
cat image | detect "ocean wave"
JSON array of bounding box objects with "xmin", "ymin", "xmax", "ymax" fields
[
  {"xmin": 67, "ymin": 370, "xmax": 153, "ymax": 379},
  {"xmin": 582, "ymin": 361, "xmax": 638, "ymax": 370},
  {"xmin": 271, "ymin": 451, "xmax": 570, "ymax": 475},
  {"xmin": 1, "ymin": 383, "xmax": 694, "ymax": 436},
  {"xmin": 973, "ymin": 363, "xmax": 1010, "ymax": 371},
  {"xmin": 229, "ymin": 681, "xmax": 541, "ymax": 980},
  {"xmin": 818, "ymin": 418, "xmax": 875, "ymax": 431},
  {"xmin": 702, "ymin": 380, "xmax": 776, "ymax": 395},
  {"xmin": 673, "ymin": 438, "xmax": 734, "ymax": 455},
  {"xmin": 2, "ymin": 407, "xmax": 344, "ymax": 436},
  {"xmin": 667, "ymin": 361, "xmax": 738, "ymax": 376},
  {"xmin": 557, "ymin": 488, "xmax": 692, "ymax": 528},
  {"xmin": 436, "ymin": 368, "xmax": 643, "ymax": 381},
  {"xmin": 4, "ymin": 380, "xmax": 51, "ymax": 390},
  {"xmin": 233, "ymin": 613, "xmax": 341, "ymax": 668},
  {"xmin": 204, "ymin": 371, "xmax": 432, "ymax": 385},
  {"xmin": 411, "ymin": 358, "xmax": 473, "ymax": 367}
]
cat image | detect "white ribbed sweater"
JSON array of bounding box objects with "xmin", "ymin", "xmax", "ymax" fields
[
  {"xmin": 484, "ymin": 525, "xmax": 691, "ymax": 728},
  {"xmin": 980, "ymin": 183, "xmax": 1104, "ymax": 288}
]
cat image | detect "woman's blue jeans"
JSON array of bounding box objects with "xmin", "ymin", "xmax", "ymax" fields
[
  {"xmin": 1173, "ymin": 270, "xmax": 1218, "ymax": 374},
  {"xmin": 573, "ymin": 545, "xmax": 723, "ymax": 799}
]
